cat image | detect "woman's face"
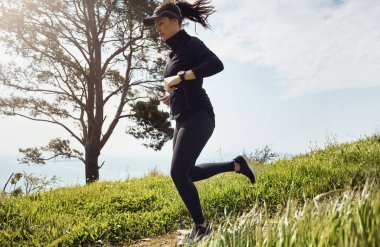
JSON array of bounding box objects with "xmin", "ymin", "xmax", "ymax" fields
[{"xmin": 154, "ymin": 16, "xmax": 180, "ymax": 41}]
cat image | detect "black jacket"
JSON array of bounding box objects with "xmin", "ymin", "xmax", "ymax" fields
[{"xmin": 163, "ymin": 29, "xmax": 224, "ymax": 120}]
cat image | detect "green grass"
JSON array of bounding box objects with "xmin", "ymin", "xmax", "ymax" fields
[
  {"xmin": 1, "ymin": 136, "xmax": 379, "ymax": 246},
  {"xmin": 200, "ymin": 184, "xmax": 380, "ymax": 247}
]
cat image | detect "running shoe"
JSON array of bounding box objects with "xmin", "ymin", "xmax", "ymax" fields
[
  {"xmin": 177, "ymin": 222, "xmax": 212, "ymax": 246},
  {"xmin": 234, "ymin": 154, "xmax": 256, "ymax": 184}
]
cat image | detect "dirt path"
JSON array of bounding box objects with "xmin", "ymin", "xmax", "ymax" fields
[{"xmin": 124, "ymin": 230, "xmax": 191, "ymax": 247}]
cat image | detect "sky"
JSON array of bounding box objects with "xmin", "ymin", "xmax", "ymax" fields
[{"xmin": 1, "ymin": 0, "xmax": 380, "ymax": 187}]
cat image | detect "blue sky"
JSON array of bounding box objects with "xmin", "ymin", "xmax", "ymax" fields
[{"xmin": 1, "ymin": 0, "xmax": 380, "ymax": 186}]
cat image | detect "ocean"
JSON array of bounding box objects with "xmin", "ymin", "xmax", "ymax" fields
[{"xmin": 0, "ymin": 151, "xmax": 225, "ymax": 191}]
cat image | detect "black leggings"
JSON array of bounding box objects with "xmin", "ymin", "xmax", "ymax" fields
[{"xmin": 170, "ymin": 109, "xmax": 235, "ymax": 225}]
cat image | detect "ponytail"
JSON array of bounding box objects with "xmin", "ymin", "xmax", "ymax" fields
[{"xmin": 175, "ymin": 0, "xmax": 216, "ymax": 29}]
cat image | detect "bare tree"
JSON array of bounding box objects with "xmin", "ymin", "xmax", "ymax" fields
[
  {"xmin": 247, "ymin": 145, "xmax": 278, "ymax": 164},
  {"xmin": 0, "ymin": 0, "xmax": 173, "ymax": 184},
  {"xmin": 2, "ymin": 171, "xmax": 60, "ymax": 196}
]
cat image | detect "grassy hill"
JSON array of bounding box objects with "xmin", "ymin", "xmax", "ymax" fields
[
  {"xmin": 199, "ymin": 183, "xmax": 379, "ymax": 247},
  {"xmin": 1, "ymin": 136, "xmax": 379, "ymax": 246}
]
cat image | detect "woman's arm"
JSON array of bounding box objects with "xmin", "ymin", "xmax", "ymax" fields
[
  {"xmin": 162, "ymin": 71, "xmax": 195, "ymax": 91},
  {"xmin": 162, "ymin": 38, "xmax": 223, "ymax": 91},
  {"xmin": 188, "ymin": 37, "xmax": 224, "ymax": 79},
  {"xmin": 182, "ymin": 70, "xmax": 196, "ymax": 80}
]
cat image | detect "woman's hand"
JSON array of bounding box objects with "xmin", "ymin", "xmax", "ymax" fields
[
  {"xmin": 159, "ymin": 95, "xmax": 170, "ymax": 106},
  {"xmin": 163, "ymin": 75, "xmax": 181, "ymax": 91}
]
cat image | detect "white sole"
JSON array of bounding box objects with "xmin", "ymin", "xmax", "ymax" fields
[{"xmin": 241, "ymin": 154, "xmax": 256, "ymax": 182}]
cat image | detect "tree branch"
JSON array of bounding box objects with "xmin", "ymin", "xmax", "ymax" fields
[{"xmin": 9, "ymin": 112, "xmax": 85, "ymax": 146}]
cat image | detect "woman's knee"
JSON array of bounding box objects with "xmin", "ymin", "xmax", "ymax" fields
[
  {"xmin": 170, "ymin": 167, "xmax": 181, "ymax": 179},
  {"xmin": 170, "ymin": 163, "xmax": 188, "ymax": 181}
]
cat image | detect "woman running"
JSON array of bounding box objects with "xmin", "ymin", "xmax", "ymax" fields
[{"xmin": 143, "ymin": 0, "xmax": 256, "ymax": 243}]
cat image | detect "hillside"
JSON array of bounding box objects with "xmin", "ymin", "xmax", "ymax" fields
[{"xmin": 1, "ymin": 136, "xmax": 379, "ymax": 246}]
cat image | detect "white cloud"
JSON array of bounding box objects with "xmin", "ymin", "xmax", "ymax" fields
[{"xmin": 206, "ymin": 0, "xmax": 380, "ymax": 97}]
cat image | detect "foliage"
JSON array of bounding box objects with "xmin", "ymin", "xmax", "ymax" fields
[
  {"xmin": 126, "ymin": 98, "xmax": 174, "ymax": 151},
  {"xmin": 0, "ymin": 136, "xmax": 379, "ymax": 246},
  {"xmin": 0, "ymin": 0, "xmax": 172, "ymax": 182},
  {"xmin": 246, "ymin": 144, "xmax": 279, "ymax": 164},
  {"xmin": 201, "ymin": 184, "xmax": 380, "ymax": 247},
  {"xmin": 18, "ymin": 138, "xmax": 84, "ymax": 164},
  {"xmin": 1, "ymin": 172, "xmax": 60, "ymax": 197}
]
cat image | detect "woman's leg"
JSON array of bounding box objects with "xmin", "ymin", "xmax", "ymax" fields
[
  {"xmin": 170, "ymin": 110, "xmax": 215, "ymax": 225},
  {"xmin": 189, "ymin": 161, "xmax": 235, "ymax": 182},
  {"xmin": 172, "ymin": 115, "xmax": 234, "ymax": 182}
]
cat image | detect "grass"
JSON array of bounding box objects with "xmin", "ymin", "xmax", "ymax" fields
[
  {"xmin": 0, "ymin": 135, "xmax": 379, "ymax": 246},
  {"xmin": 200, "ymin": 183, "xmax": 380, "ymax": 247}
]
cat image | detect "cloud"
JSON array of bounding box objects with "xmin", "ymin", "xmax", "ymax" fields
[{"xmin": 206, "ymin": 0, "xmax": 380, "ymax": 97}]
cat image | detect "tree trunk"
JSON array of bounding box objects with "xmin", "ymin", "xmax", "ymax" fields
[{"xmin": 85, "ymin": 146, "xmax": 100, "ymax": 184}]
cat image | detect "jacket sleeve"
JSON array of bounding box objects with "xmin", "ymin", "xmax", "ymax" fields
[{"xmin": 188, "ymin": 37, "xmax": 224, "ymax": 79}]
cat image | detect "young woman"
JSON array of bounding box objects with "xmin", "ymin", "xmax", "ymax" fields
[{"xmin": 143, "ymin": 0, "xmax": 256, "ymax": 243}]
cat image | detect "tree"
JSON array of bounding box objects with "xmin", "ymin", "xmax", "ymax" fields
[
  {"xmin": 247, "ymin": 145, "xmax": 278, "ymax": 164},
  {"xmin": 0, "ymin": 0, "xmax": 173, "ymax": 184},
  {"xmin": 2, "ymin": 171, "xmax": 60, "ymax": 197}
]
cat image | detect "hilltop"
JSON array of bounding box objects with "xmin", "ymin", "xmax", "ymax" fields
[{"xmin": 1, "ymin": 136, "xmax": 379, "ymax": 246}]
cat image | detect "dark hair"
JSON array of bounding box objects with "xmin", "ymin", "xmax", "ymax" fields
[{"xmin": 176, "ymin": 0, "xmax": 216, "ymax": 29}]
